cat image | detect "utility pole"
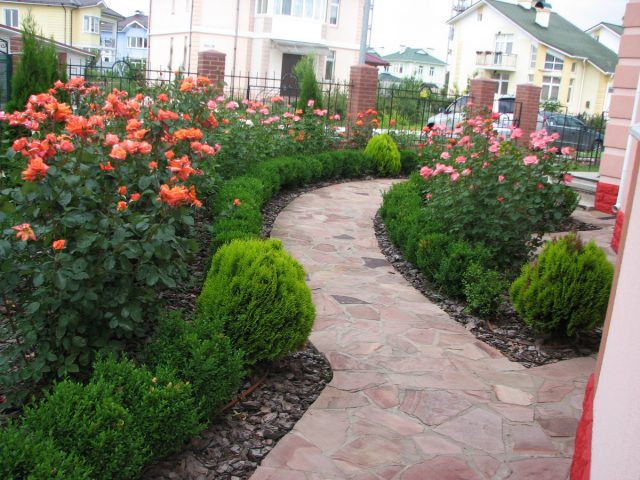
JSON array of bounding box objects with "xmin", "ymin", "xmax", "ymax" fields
[{"xmin": 358, "ymin": 0, "xmax": 372, "ymax": 64}]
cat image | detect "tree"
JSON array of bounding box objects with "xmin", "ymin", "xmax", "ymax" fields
[
  {"xmin": 7, "ymin": 13, "xmax": 67, "ymax": 112},
  {"xmin": 294, "ymin": 55, "xmax": 323, "ymax": 111}
]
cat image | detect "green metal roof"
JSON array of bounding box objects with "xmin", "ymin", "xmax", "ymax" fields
[
  {"xmin": 382, "ymin": 48, "xmax": 446, "ymax": 66},
  {"xmin": 484, "ymin": 0, "xmax": 618, "ymax": 74},
  {"xmin": 601, "ymin": 22, "xmax": 624, "ymax": 36}
]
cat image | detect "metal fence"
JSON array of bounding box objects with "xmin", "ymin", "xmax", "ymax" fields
[{"xmin": 537, "ymin": 109, "xmax": 606, "ymax": 169}]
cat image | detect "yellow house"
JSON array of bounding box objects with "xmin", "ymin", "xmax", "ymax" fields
[
  {"xmin": 447, "ymin": 0, "xmax": 618, "ymax": 114},
  {"xmin": 0, "ymin": 0, "xmax": 123, "ymax": 53}
]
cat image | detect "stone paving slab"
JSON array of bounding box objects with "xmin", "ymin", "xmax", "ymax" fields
[{"xmin": 250, "ymin": 180, "xmax": 595, "ymax": 480}]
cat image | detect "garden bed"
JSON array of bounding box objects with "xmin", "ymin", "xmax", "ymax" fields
[{"xmin": 373, "ymin": 211, "xmax": 601, "ymax": 368}]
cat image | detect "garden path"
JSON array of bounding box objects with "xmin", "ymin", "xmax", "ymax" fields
[{"xmin": 250, "ymin": 180, "xmax": 595, "ymax": 480}]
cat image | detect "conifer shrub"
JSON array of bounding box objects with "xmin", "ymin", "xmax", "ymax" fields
[
  {"xmin": 432, "ymin": 240, "xmax": 491, "ymax": 298},
  {"xmin": 294, "ymin": 55, "xmax": 323, "ymax": 111},
  {"xmin": 463, "ymin": 263, "xmax": 508, "ymax": 317},
  {"xmin": 364, "ymin": 133, "xmax": 401, "ymax": 176},
  {"xmin": 197, "ymin": 239, "xmax": 315, "ymax": 365},
  {"xmin": 399, "ymin": 149, "xmax": 420, "ymax": 174},
  {"xmin": 7, "ymin": 14, "xmax": 67, "ymax": 112},
  {"xmin": 0, "ymin": 425, "xmax": 92, "ymax": 480},
  {"xmin": 143, "ymin": 311, "xmax": 245, "ymax": 416},
  {"xmin": 510, "ymin": 233, "xmax": 614, "ymax": 337}
]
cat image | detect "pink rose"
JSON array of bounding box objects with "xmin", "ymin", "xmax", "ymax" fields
[
  {"xmin": 523, "ymin": 155, "xmax": 539, "ymax": 166},
  {"xmin": 564, "ymin": 173, "xmax": 573, "ymax": 185},
  {"xmin": 440, "ymin": 151, "xmax": 450, "ymax": 160},
  {"xmin": 455, "ymin": 155, "xmax": 466, "ymax": 164},
  {"xmin": 450, "ymin": 172, "xmax": 460, "ymax": 182},
  {"xmin": 461, "ymin": 168, "xmax": 472, "ymax": 176},
  {"xmin": 498, "ymin": 175, "xmax": 505, "ymax": 183}
]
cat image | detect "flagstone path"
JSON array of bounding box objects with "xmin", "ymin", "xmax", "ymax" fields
[{"xmin": 250, "ymin": 180, "xmax": 595, "ymax": 480}]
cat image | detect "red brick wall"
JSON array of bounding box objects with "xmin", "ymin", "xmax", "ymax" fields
[
  {"xmin": 348, "ymin": 64, "xmax": 378, "ymax": 123},
  {"xmin": 197, "ymin": 50, "xmax": 226, "ymax": 94},
  {"xmin": 469, "ymin": 78, "xmax": 496, "ymax": 115},
  {"xmin": 595, "ymin": 182, "xmax": 619, "ymax": 213},
  {"xmin": 515, "ymin": 83, "xmax": 542, "ymax": 144},
  {"xmin": 612, "ymin": 210, "xmax": 625, "ymax": 253}
]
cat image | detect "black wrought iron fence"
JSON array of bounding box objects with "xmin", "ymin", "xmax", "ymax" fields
[{"xmin": 537, "ymin": 108, "xmax": 606, "ymax": 169}]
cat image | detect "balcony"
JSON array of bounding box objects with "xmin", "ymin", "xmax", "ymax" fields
[{"xmin": 475, "ymin": 51, "xmax": 518, "ymax": 71}]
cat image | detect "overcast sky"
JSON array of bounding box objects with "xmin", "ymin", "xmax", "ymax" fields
[{"xmin": 106, "ymin": 0, "xmax": 628, "ymax": 61}]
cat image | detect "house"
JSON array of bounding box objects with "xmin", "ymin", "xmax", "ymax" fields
[
  {"xmin": 447, "ymin": 0, "xmax": 618, "ymax": 114},
  {"xmin": 586, "ymin": 22, "xmax": 623, "ymax": 54},
  {"xmin": 0, "ymin": 0, "xmax": 123, "ymax": 59},
  {"xmin": 382, "ymin": 47, "xmax": 447, "ymax": 89},
  {"xmin": 148, "ymin": 0, "xmax": 367, "ymax": 83},
  {"xmin": 100, "ymin": 11, "xmax": 148, "ymax": 65}
]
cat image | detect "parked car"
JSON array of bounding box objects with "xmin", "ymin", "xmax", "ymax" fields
[
  {"xmin": 536, "ymin": 112, "xmax": 603, "ymax": 152},
  {"xmin": 426, "ymin": 95, "xmax": 516, "ymax": 137}
]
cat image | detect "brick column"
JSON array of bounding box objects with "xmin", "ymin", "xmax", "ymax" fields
[
  {"xmin": 197, "ymin": 50, "xmax": 226, "ymax": 94},
  {"xmin": 515, "ymin": 83, "xmax": 542, "ymax": 144},
  {"xmin": 348, "ymin": 64, "xmax": 378, "ymax": 123},
  {"xmin": 469, "ymin": 78, "xmax": 497, "ymax": 115}
]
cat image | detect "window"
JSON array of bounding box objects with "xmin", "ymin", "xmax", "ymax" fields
[
  {"xmin": 325, "ymin": 50, "xmax": 335, "ymax": 80},
  {"xmin": 429, "ymin": 66, "xmax": 435, "ymax": 77},
  {"xmin": 83, "ymin": 15, "xmax": 100, "ymax": 34},
  {"xmin": 127, "ymin": 36, "xmax": 148, "ymax": 48},
  {"xmin": 256, "ymin": 0, "xmax": 268, "ymax": 14},
  {"xmin": 3, "ymin": 8, "xmax": 18, "ymax": 28},
  {"xmin": 477, "ymin": 10, "xmax": 483, "ymax": 21},
  {"xmin": 541, "ymin": 75, "xmax": 561, "ymax": 100},
  {"xmin": 571, "ymin": 61, "xmax": 577, "ymax": 73},
  {"xmin": 567, "ymin": 78, "xmax": 575, "ymax": 103},
  {"xmin": 328, "ymin": 0, "xmax": 339, "ymax": 25},
  {"xmin": 417, "ymin": 65, "xmax": 423, "ymax": 76},
  {"xmin": 274, "ymin": 0, "xmax": 322, "ymax": 18},
  {"xmin": 492, "ymin": 72, "xmax": 510, "ymax": 95},
  {"xmin": 544, "ymin": 52, "xmax": 564, "ymax": 71},
  {"xmin": 528, "ymin": 74, "xmax": 534, "ymax": 82},
  {"xmin": 182, "ymin": 35, "xmax": 187, "ymax": 69},
  {"xmin": 495, "ymin": 34, "xmax": 513, "ymax": 54},
  {"xmin": 168, "ymin": 37, "xmax": 174, "ymax": 70},
  {"xmin": 530, "ymin": 45, "xmax": 537, "ymax": 69}
]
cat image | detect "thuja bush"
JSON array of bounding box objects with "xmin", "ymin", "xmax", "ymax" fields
[
  {"xmin": 143, "ymin": 311, "xmax": 245, "ymax": 417},
  {"xmin": 417, "ymin": 119, "xmax": 578, "ymax": 271},
  {"xmin": 364, "ymin": 133, "xmax": 401, "ymax": 176},
  {"xmin": 510, "ymin": 233, "xmax": 613, "ymax": 337},
  {"xmin": 198, "ymin": 239, "xmax": 315, "ymax": 365},
  {"xmin": 0, "ymin": 425, "xmax": 92, "ymax": 480}
]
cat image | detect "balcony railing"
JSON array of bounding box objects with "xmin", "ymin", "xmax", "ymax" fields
[{"xmin": 475, "ymin": 51, "xmax": 518, "ymax": 70}]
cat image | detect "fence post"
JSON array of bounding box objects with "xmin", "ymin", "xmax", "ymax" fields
[
  {"xmin": 515, "ymin": 83, "xmax": 542, "ymax": 144},
  {"xmin": 197, "ymin": 50, "xmax": 226, "ymax": 94},
  {"xmin": 469, "ymin": 78, "xmax": 497, "ymax": 114},
  {"xmin": 348, "ymin": 64, "xmax": 378, "ymax": 123}
]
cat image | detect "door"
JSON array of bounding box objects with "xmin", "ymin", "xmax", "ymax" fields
[{"xmin": 281, "ymin": 53, "xmax": 302, "ymax": 98}]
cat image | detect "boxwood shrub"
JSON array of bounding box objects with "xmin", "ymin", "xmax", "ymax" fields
[{"xmin": 198, "ymin": 239, "xmax": 315, "ymax": 365}]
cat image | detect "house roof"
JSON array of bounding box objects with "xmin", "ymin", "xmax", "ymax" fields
[
  {"xmin": 449, "ymin": 0, "xmax": 618, "ymax": 74},
  {"xmin": 365, "ymin": 51, "xmax": 389, "ymax": 67},
  {"xmin": 0, "ymin": 0, "xmax": 124, "ymax": 18},
  {"xmin": 382, "ymin": 47, "xmax": 446, "ymax": 66},
  {"xmin": 586, "ymin": 22, "xmax": 624, "ymax": 37},
  {"xmin": 0, "ymin": 23, "xmax": 94, "ymax": 57},
  {"xmin": 118, "ymin": 13, "xmax": 148, "ymax": 32},
  {"xmin": 378, "ymin": 72, "xmax": 402, "ymax": 83}
]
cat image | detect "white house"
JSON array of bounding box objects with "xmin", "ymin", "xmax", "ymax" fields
[
  {"xmin": 447, "ymin": 0, "xmax": 618, "ymax": 114},
  {"xmin": 148, "ymin": 0, "xmax": 366, "ymax": 85},
  {"xmin": 381, "ymin": 47, "xmax": 447, "ymax": 89},
  {"xmin": 585, "ymin": 22, "xmax": 623, "ymax": 54}
]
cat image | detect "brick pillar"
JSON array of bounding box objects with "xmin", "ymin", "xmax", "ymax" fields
[
  {"xmin": 515, "ymin": 83, "xmax": 542, "ymax": 144},
  {"xmin": 348, "ymin": 64, "xmax": 378, "ymax": 123},
  {"xmin": 469, "ymin": 78, "xmax": 496, "ymax": 115},
  {"xmin": 57, "ymin": 52, "xmax": 67, "ymax": 80},
  {"xmin": 197, "ymin": 50, "xmax": 226, "ymax": 94}
]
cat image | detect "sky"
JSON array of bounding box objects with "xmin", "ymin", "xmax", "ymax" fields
[{"xmin": 105, "ymin": 0, "xmax": 628, "ymax": 61}]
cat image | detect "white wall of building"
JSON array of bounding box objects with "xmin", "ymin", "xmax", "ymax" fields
[{"xmin": 589, "ymin": 26, "xmax": 621, "ymax": 55}]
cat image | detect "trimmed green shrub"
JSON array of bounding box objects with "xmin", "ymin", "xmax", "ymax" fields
[
  {"xmin": 433, "ymin": 240, "xmax": 491, "ymax": 298},
  {"xmin": 415, "ymin": 232, "xmax": 453, "ymax": 280},
  {"xmin": 399, "ymin": 149, "xmax": 420, "ymax": 175},
  {"xmin": 91, "ymin": 357, "xmax": 204, "ymax": 461},
  {"xmin": 510, "ymin": 234, "xmax": 614, "ymax": 337},
  {"xmin": 463, "ymin": 263, "xmax": 508, "ymax": 317},
  {"xmin": 364, "ymin": 133, "xmax": 401, "ymax": 176},
  {"xmin": 144, "ymin": 311, "xmax": 245, "ymax": 416},
  {"xmin": 198, "ymin": 239, "xmax": 315, "ymax": 365},
  {"xmin": 0, "ymin": 424, "xmax": 92, "ymax": 480},
  {"xmin": 22, "ymin": 379, "xmax": 150, "ymax": 480}
]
